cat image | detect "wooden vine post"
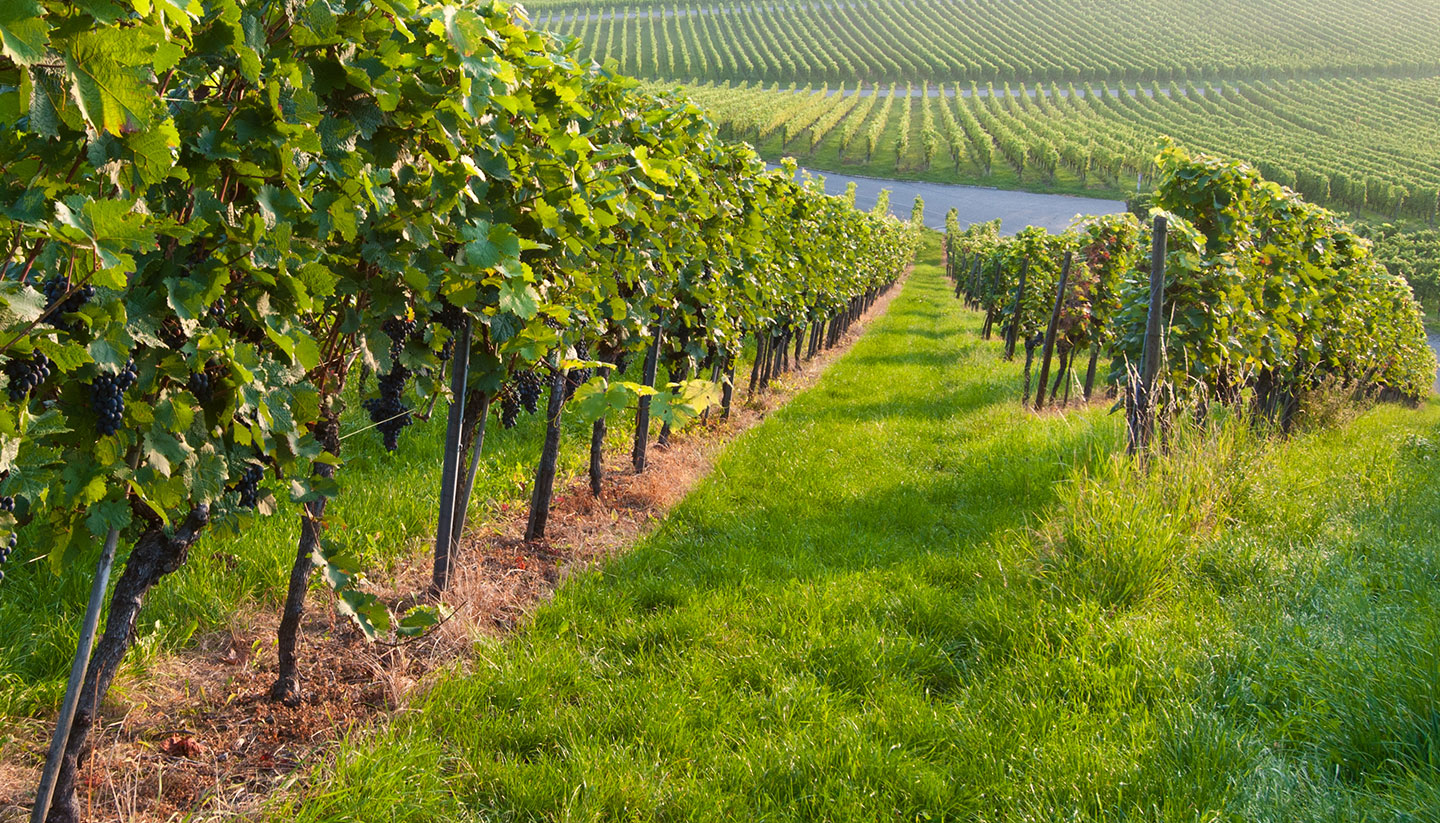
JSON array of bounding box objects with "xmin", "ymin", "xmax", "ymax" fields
[
  {"xmin": 721, "ymin": 354, "xmax": 736, "ymax": 417},
  {"xmin": 525, "ymin": 364, "xmax": 568, "ymax": 541},
  {"xmin": 969, "ymin": 258, "xmax": 981, "ymax": 309},
  {"xmin": 633, "ymin": 321, "xmax": 663, "ymax": 473},
  {"xmin": 982, "ymin": 259, "xmax": 1002, "ymax": 339},
  {"xmin": 1034, "ymin": 251, "xmax": 1073, "ymax": 410},
  {"xmin": 588, "ymin": 354, "xmax": 610, "ymax": 498},
  {"xmin": 449, "ymin": 390, "xmax": 489, "ymax": 557},
  {"xmin": 1004, "ymin": 258, "xmax": 1029, "ymax": 360},
  {"xmin": 431, "ymin": 316, "xmax": 473, "ymax": 592},
  {"xmin": 30, "ymin": 526, "xmax": 122, "ymax": 823},
  {"xmin": 1083, "ymin": 341, "xmax": 1102, "ymax": 400},
  {"xmin": 1129, "ymin": 215, "xmax": 1168, "ymax": 455}
]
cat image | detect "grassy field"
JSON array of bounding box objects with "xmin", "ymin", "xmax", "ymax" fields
[{"xmin": 266, "ymin": 235, "xmax": 1440, "ymax": 820}]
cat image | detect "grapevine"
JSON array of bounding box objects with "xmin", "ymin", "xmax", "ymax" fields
[{"xmin": 948, "ymin": 146, "xmax": 1436, "ymax": 411}]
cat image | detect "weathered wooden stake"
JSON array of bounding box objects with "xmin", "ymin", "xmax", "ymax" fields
[
  {"xmin": 1129, "ymin": 215, "xmax": 1168, "ymax": 455},
  {"xmin": 633, "ymin": 323, "xmax": 663, "ymax": 472},
  {"xmin": 1083, "ymin": 343, "xmax": 1101, "ymax": 399},
  {"xmin": 450, "ymin": 391, "xmax": 489, "ymax": 553},
  {"xmin": 431, "ymin": 316, "xmax": 472, "ymax": 592},
  {"xmin": 589, "ymin": 416, "xmax": 606, "ymax": 497},
  {"xmin": 747, "ymin": 333, "xmax": 764, "ymax": 396},
  {"xmin": 721, "ymin": 355, "xmax": 736, "ymax": 418},
  {"xmin": 31, "ymin": 526, "xmax": 121, "ymax": 823},
  {"xmin": 1034, "ymin": 252, "xmax": 1073, "ymax": 410}
]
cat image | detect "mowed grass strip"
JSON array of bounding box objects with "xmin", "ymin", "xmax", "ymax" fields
[{"xmin": 274, "ymin": 235, "xmax": 1440, "ymax": 821}]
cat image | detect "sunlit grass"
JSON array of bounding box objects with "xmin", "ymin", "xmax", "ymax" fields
[{"xmin": 265, "ymin": 236, "xmax": 1440, "ymax": 819}]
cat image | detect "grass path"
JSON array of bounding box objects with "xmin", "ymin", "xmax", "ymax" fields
[{"xmin": 275, "ymin": 236, "xmax": 1440, "ymax": 821}]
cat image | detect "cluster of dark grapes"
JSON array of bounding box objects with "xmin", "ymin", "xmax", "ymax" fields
[
  {"xmin": 433, "ymin": 302, "xmax": 464, "ymax": 360},
  {"xmin": 496, "ymin": 368, "xmax": 547, "ymax": 430},
  {"xmin": 612, "ymin": 351, "xmax": 631, "ymax": 375},
  {"xmin": 365, "ymin": 369, "xmax": 412, "ymax": 451},
  {"xmin": 188, "ymin": 362, "xmax": 216, "ymax": 402},
  {"xmin": 0, "ymin": 496, "xmax": 15, "ymax": 583},
  {"xmin": 499, "ymin": 390, "xmax": 521, "ymax": 429},
  {"xmin": 514, "ymin": 370, "xmax": 543, "ymax": 414},
  {"xmin": 565, "ymin": 342, "xmax": 593, "ymax": 400},
  {"xmin": 90, "ymin": 360, "xmax": 137, "ymax": 436},
  {"xmin": 363, "ymin": 317, "xmax": 414, "ymax": 451},
  {"xmin": 381, "ymin": 315, "xmax": 416, "ymax": 343},
  {"xmin": 5, "ymin": 352, "xmax": 52, "ymax": 402},
  {"xmin": 158, "ymin": 316, "xmax": 189, "ymax": 349},
  {"xmin": 42, "ymin": 275, "xmax": 95, "ymax": 328},
  {"xmin": 234, "ymin": 463, "xmax": 264, "ymax": 509}
]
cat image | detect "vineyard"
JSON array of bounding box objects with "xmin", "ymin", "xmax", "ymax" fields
[
  {"xmin": 666, "ymin": 77, "xmax": 1440, "ymax": 221},
  {"xmin": 536, "ymin": 0, "xmax": 1440, "ymax": 85},
  {"xmin": 945, "ymin": 147, "xmax": 1435, "ymax": 440},
  {"xmin": 0, "ymin": 1, "xmax": 920, "ymax": 820},
  {"xmin": 3, "ymin": 0, "xmax": 1440, "ymax": 821}
]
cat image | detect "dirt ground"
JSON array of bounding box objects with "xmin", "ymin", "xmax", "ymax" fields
[{"xmin": 0, "ymin": 277, "xmax": 907, "ymax": 823}]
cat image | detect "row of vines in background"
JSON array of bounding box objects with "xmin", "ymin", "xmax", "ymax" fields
[
  {"xmin": 1360, "ymin": 225, "xmax": 1440, "ymax": 316},
  {"xmin": 0, "ymin": 1, "xmax": 919, "ymax": 820},
  {"xmin": 947, "ymin": 146, "xmax": 1436, "ymax": 436},
  {"xmin": 679, "ymin": 77, "xmax": 1440, "ymax": 224},
  {"xmin": 534, "ymin": 0, "xmax": 1440, "ymax": 86}
]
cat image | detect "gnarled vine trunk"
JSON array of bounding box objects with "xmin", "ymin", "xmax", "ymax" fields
[
  {"xmin": 46, "ymin": 506, "xmax": 210, "ymax": 823},
  {"xmin": 272, "ymin": 412, "xmax": 341, "ymax": 706}
]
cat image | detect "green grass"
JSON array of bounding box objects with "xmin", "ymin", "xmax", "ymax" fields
[{"xmin": 266, "ymin": 235, "xmax": 1440, "ymax": 820}]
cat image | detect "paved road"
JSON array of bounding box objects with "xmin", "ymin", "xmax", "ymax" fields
[{"xmin": 775, "ymin": 166, "xmax": 1127, "ymax": 234}]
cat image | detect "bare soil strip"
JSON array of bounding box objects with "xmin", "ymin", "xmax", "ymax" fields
[{"xmin": 0, "ymin": 275, "xmax": 908, "ymax": 823}]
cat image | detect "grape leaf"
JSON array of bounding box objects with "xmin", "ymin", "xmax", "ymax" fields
[
  {"xmin": 496, "ymin": 278, "xmax": 539, "ymax": 319},
  {"xmin": 62, "ymin": 28, "xmax": 155, "ymax": 136},
  {"xmin": 0, "ymin": 0, "xmax": 47, "ymax": 65}
]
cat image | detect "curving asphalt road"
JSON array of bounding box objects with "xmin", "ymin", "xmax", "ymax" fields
[{"xmin": 774, "ymin": 165, "xmax": 1127, "ymax": 234}]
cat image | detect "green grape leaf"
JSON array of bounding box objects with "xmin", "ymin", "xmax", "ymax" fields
[
  {"xmin": 496, "ymin": 278, "xmax": 539, "ymax": 320},
  {"xmin": 62, "ymin": 28, "xmax": 156, "ymax": 136},
  {"xmin": 85, "ymin": 498, "xmax": 132, "ymax": 538},
  {"xmin": 397, "ymin": 605, "xmax": 445, "ymax": 637},
  {"xmin": 652, "ymin": 379, "xmax": 721, "ymax": 429},
  {"xmin": 0, "ymin": 0, "xmax": 48, "ymax": 65}
]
